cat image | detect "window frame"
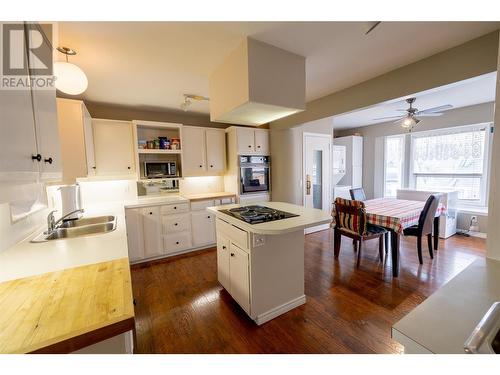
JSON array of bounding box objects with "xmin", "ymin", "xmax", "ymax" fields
[
  {"xmin": 408, "ymin": 123, "xmax": 492, "ymax": 208},
  {"xmin": 383, "ymin": 134, "xmax": 406, "ymax": 198}
]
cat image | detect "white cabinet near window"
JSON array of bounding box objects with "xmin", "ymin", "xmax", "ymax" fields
[
  {"xmin": 228, "ymin": 126, "xmax": 270, "ymax": 155},
  {"xmin": 182, "ymin": 127, "xmax": 225, "ymax": 176},
  {"xmin": 92, "ymin": 119, "xmax": 135, "ymax": 176}
]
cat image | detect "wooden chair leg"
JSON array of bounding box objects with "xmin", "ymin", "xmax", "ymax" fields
[
  {"xmin": 427, "ymin": 233, "xmax": 434, "ymax": 259},
  {"xmin": 378, "ymin": 235, "xmax": 384, "ymax": 262},
  {"xmin": 334, "ymin": 229, "xmax": 342, "ymax": 259},
  {"xmin": 356, "ymin": 240, "xmax": 363, "ymax": 267},
  {"xmin": 352, "ymin": 239, "xmax": 357, "ymax": 252},
  {"xmin": 384, "ymin": 232, "xmax": 389, "ymax": 254},
  {"xmin": 417, "ymin": 235, "xmax": 423, "ymax": 265}
]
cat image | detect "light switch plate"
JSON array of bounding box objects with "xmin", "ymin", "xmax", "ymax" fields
[{"xmin": 253, "ymin": 233, "xmax": 266, "ymax": 247}]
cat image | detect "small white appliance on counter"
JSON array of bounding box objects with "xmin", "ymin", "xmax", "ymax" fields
[
  {"xmin": 396, "ymin": 188, "xmax": 459, "ymax": 238},
  {"xmin": 59, "ymin": 184, "xmax": 83, "ymax": 220}
]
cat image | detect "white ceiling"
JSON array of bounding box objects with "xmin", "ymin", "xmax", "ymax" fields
[
  {"xmin": 58, "ymin": 22, "xmax": 500, "ymax": 114},
  {"xmin": 332, "ymin": 72, "xmax": 497, "ymax": 130}
]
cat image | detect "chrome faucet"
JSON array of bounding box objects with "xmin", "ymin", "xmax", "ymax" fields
[{"xmin": 45, "ymin": 209, "xmax": 85, "ymax": 234}]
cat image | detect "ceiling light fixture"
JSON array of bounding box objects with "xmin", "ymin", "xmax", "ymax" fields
[
  {"xmin": 54, "ymin": 46, "xmax": 88, "ymax": 95},
  {"xmin": 180, "ymin": 94, "xmax": 209, "ymax": 112}
]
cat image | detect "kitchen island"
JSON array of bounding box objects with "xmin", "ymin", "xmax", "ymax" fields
[{"xmin": 207, "ymin": 202, "xmax": 332, "ymax": 325}]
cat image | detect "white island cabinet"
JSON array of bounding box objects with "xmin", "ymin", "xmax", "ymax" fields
[{"xmin": 208, "ymin": 202, "xmax": 332, "ymax": 325}]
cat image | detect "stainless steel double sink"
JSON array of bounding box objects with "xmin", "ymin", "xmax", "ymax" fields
[{"xmin": 31, "ymin": 215, "xmax": 117, "ymax": 242}]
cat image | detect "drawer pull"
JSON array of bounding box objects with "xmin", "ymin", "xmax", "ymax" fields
[
  {"xmin": 174, "ymin": 206, "xmax": 177, "ymax": 210},
  {"xmin": 230, "ymin": 253, "xmax": 235, "ymax": 257},
  {"xmin": 176, "ymin": 241, "xmax": 180, "ymax": 245},
  {"xmin": 207, "ymin": 216, "xmax": 211, "ymax": 219},
  {"xmin": 149, "ymin": 212, "xmax": 153, "ymax": 215},
  {"xmin": 222, "ymin": 245, "xmax": 226, "ymax": 249}
]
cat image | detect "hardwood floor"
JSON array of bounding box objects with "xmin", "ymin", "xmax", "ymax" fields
[{"xmin": 130, "ymin": 230, "xmax": 486, "ymax": 353}]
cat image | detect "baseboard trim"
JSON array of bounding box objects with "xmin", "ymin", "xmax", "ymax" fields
[{"xmin": 254, "ymin": 295, "xmax": 306, "ymax": 325}]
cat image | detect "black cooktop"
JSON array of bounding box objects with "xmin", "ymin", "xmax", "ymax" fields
[{"xmin": 220, "ymin": 205, "xmax": 299, "ymax": 224}]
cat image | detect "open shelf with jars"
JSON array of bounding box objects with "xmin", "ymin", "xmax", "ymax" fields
[{"xmin": 132, "ymin": 120, "xmax": 184, "ymax": 184}]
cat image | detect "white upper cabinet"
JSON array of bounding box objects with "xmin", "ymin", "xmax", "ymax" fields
[
  {"xmin": 182, "ymin": 126, "xmax": 225, "ymax": 176},
  {"xmin": 0, "ymin": 22, "xmax": 62, "ymax": 183},
  {"xmin": 182, "ymin": 127, "xmax": 207, "ymax": 175},
  {"xmin": 0, "ymin": 62, "xmax": 39, "ymax": 181},
  {"xmin": 236, "ymin": 127, "xmax": 256, "ymax": 154},
  {"xmin": 205, "ymin": 129, "xmax": 225, "ymax": 173},
  {"xmin": 230, "ymin": 127, "xmax": 270, "ymax": 155},
  {"xmin": 254, "ymin": 129, "xmax": 269, "ymax": 155},
  {"xmin": 32, "ymin": 85, "xmax": 62, "ymax": 181},
  {"xmin": 92, "ymin": 119, "xmax": 135, "ymax": 176},
  {"xmin": 82, "ymin": 105, "xmax": 96, "ymax": 176}
]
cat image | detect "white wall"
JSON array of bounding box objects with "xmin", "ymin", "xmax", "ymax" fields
[
  {"xmin": 487, "ymin": 39, "xmax": 500, "ymax": 260},
  {"xmin": 271, "ymin": 117, "xmax": 334, "ymax": 205},
  {"xmin": 335, "ymin": 102, "xmax": 495, "ymax": 200}
]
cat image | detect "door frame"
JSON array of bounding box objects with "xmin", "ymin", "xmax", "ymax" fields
[{"xmin": 302, "ymin": 132, "xmax": 332, "ymax": 233}]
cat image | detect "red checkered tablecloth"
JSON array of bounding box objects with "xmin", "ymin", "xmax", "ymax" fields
[{"xmin": 363, "ymin": 198, "xmax": 446, "ymax": 234}]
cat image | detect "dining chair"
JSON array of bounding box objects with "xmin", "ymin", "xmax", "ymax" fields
[
  {"xmin": 349, "ymin": 188, "xmax": 366, "ymax": 201},
  {"xmin": 333, "ymin": 198, "xmax": 387, "ymax": 267},
  {"xmin": 403, "ymin": 194, "xmax": 440, "ymax": 264}
]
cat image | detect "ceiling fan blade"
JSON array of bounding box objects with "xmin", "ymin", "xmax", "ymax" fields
[
  {"xmin": 365, "ymin": 21, "xmax": 381, "ymax": 35},
  {"xmin": 417, "ymin": 113, "xmax": 443, "ymax": 117},
  {"xmin": 418, "ymin": 104, "xmax": 453, "ymax": 114},
  {"xmin": 372, "ymin": 115, "xmax": 403, "ymax": 121}
]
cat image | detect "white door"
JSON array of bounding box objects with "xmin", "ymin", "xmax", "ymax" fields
[
  {"xmin": 229, "ymin": 243, "xmax": 250, "ymax": 313},
  {"xmin": 237, "ymin": 128, "xmax": 256, "ymax": 154},
  {"xmin": 191, "ymin": 211, "xmax": 216, "ymax": 246},
  {"xmin": 125, "ymin": 208, "xmax": 144, "ymax": 262},
  {"xmin": 216, "ymin": 234, "xmax": 231, "ymax": 291},
  {"xmin": 182, "ymin": 127, "xmax": 206, "ymax": 175},
  {"xmin": 303, "ymin": 133, "xmax": 331, "ymax": 233},
  {"xmin": 93, "ymin": 119, "xmax": 135, "ymax": 176},
  {"xmin": 254, "ymin": 129, "xmax": 269, "ymax": 155},
  {"xmin": 205, "ymin": 129, "xmax": 225, "ymax": 173},
  {"xmin": 141, "ymin": 206, "xmax": 162, "ymax": 258}
]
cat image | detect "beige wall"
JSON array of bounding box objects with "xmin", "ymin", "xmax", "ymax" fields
[
  {"xmin": 84, "ymin": 101, "xmax": 229, "ymax": 128},
  {"xmin": 487, "ymin": 37, "xmax": 500, "ymax": 260},
  {"xmin": 270, "ymin": 31, "xmax": 499, "ymax": 130},
  {"xmin": 271, "ymin": 117, "xmax": 333, "ymax": 205}
]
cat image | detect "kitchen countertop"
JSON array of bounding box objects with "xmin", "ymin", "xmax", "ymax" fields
[
  {"xmin": 0, "ymin": 203, "xmax": 134, "ymax": 353},
  {"xmin": 207, "ymin": 201, "xmax": 332, "ymax": 235},
  {"xmin": 124, "ymin": 194, "xmax": 188, "ymax": 209},
  {"xmin": 181, "ymin": 191, "xmax": 236, "ymax": 201},
  {"xmin": 392, "ymin": 257, "xmax": 500, "ymax": 353}
]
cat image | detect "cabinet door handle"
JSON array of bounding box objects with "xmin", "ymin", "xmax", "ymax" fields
[
  {"xmin": 127, "ymin": 166, "xmax": 131, "ymax": 170},
  {"xmin": 207, "ymin": 216, "xmax": 211, "ymax": 219},
  {"xmin": 230, "ymin": 253, "xmax": 235, "ymax": 257},
  {"xmin": 174, "ymin": 223, "xmax": 178, "ymax": 226},
  {"xmin": 199, "ymin": 165, "xmax": 203, "ymax": 168},
  {"xmin": 176, "ymin": 241, "xmax": 180, "ymax": 245},
  {"xmin": 257, "ymin": 145, "xmax": 261, "ymax": 148},
  {"xmin": 149, "ymin": 212, "xmax": 153, "ymax": 215},
  {"xmin": 32, "ymin": 154, "xmax": 41, "ymax": 162},
  {"xmin": 248, "ymin": 145, "xmax": 252, "ymax": 148},
  {"xmin": 92, "ymin": 166, "xmax": 96, "ymax": 169},
  {"xmin": 44, "ymin": 157, "xmax": 53, "ymax": 164},
  {"xmin": 222, "ymin": 245, "xmax": 226, "ymax": 249},
  {"xmin": 210, "ymin": 165, "xmax": 213, "ymax": 168},
  {"xmin": 173, "ymin": 206, "xmax": 177, "ymax": 210}
]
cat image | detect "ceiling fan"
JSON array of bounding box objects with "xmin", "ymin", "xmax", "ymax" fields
[{"xmin": 373, "ymin": 97, "xmax": 453, "ymax": 131}]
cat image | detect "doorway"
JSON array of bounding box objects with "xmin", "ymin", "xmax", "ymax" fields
[{"xmin": 303, "ymin": 133, "xmax": 332, "ymax": 233}]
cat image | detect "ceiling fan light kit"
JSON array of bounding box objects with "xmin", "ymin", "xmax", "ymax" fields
[
  {"xmin": 180, "ymin": 94, "xmax": 209, "ymax": 112},
  {"xmin": 372, "ymin": 97, "xmax": 453, "ymax": 132}
]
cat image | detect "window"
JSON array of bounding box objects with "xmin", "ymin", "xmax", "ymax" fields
[
  {"xmin": 384, "ymin": 135, "xmax": 405, "ymax": 197},
  {"xmin": 410, "ymin": 124, "xmax": 491, "ymax": 206}
]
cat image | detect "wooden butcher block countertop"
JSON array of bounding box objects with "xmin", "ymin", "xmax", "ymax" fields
[{"xmin": 0, "ymin": 257, "xmax": 134, "ymax": 354}]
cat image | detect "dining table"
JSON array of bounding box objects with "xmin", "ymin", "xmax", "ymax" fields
[{"xmin": 362, "ymin": 197, "xmax": 446, "ymax": 277}]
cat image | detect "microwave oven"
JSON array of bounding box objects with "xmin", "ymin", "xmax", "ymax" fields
[{"xmin": 144, "ymin": 161, "xmax": 177, "ymax": 179}]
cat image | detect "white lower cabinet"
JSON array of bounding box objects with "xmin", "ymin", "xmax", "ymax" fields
[
  {"xmin": 228, "ymin": 243, "xmax": 250, "ymax": 313},
  {"xmin": 216, "ymin": 235, "xmax": 231, "ymax": 291},
  {"xmin": 142, "ymin": 207, "xmax": 162, "ymax": 258},
  {"xmin": 191, "ymin": 211, "xmax": 216, "ymax": 246},
  {"xmin": 125, "ymin": 198, "xmax": 233, "ymax": 264}
]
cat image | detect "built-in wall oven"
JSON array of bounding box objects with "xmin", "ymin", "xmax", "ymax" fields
[{"xmin": 239, "ymin": 156, "xmax": 270, "ymax": 195}]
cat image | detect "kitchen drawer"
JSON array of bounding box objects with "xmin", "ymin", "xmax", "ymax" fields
[
  {"xmin": 214, "ymin": 197, "xmax": 235, "ymax": 205},
  {"xmin": 163, "ymin": 232, "xmax": 192, "ymax": 254},
  {"xmin": 160, "ymin": 202, "xmax": 189, "ymax": 214},
  {"xmin": 216, "ymin": 218, "xmax": 249, "ymax": 251},
  {"xmin": 162, "ymin": 213, "xmax": 191, "ymax": 234},
  {"xmin": 190, "ymin": 199, "xmax": 215, "ymax": 211}
]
